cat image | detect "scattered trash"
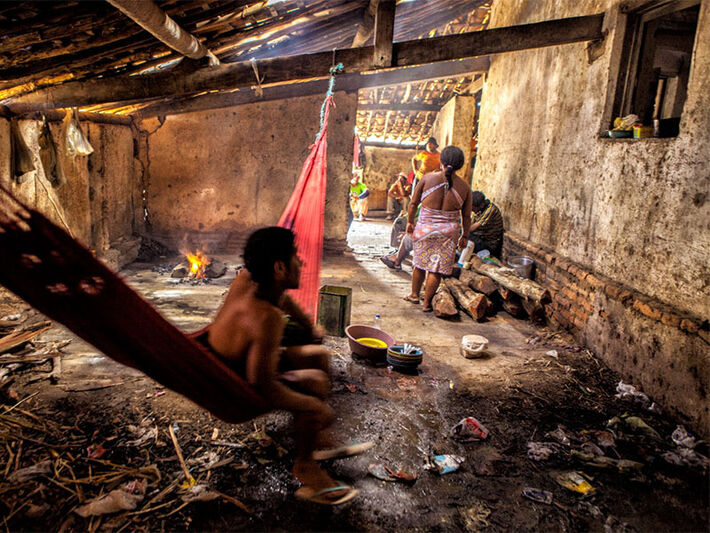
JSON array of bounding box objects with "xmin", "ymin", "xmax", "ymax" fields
[
  {"xmin": 615, "ymin": 381, "xmax": 650, "ymax": 408},
  {"xmin": 188, "ymin": 451, "xmax": 222, "ymax": 470},
  {"xmin": 24, "ymin": 503, "xmax": 51, "ymax": 519},
  {"xmin": 431, "ymin": 454, "xmax": 464, "ymax": 474},
  {"xmin": 211, "ymin": 428, "xmax": 219, "ymax": 441},
  {"xmin": 459, "ymin": 499, "xmax": 491, "ymax": 530},
  {"xmin": 7, "ymin": 459, "xmax": 52, "ymax": 482},
  {"xmin": 526, "ymin": 335, "xmax": 541, "ymax": 345},
  {"xmin": 607, "ymin": 416, "xmax": 661, "ymax": 440},
  {"xmin": 1, "ymin": 314, "xmax": 22, "ymax": 322},
  {"xmin": 545, "ymin": 350, "xmax": 558, "ymax": 359},
  {"xmin": 584, "ymin": 430, "xmax": 616, "ymax": 449},
  {"xmin": 123, "ymin": 420, "xmax": 158, "ymax": 447},
  {"xmin": 461, "ymin": 335, "xmax": 490, "ymax": 359},
  {"xmin": 572, "ymin": 451, "xmax": 644, "ymax": 473},
  {"xmin": 522, "ymin": 487, "xmax": 553, "ymax": 504},
  {"xmin": 171, "ymin": 422, "xmax": 180, "ymax": 434},
  {"xmin": 74, "ymin": 480, "xmax": 145, "ymax": 517},
  {"xmin": 451, "ymin": 417, "xmax": 489, "ymax": 441},
  {"xmin": 671, "ymin": 426, "xmax": 698, "ymax": 449},
  {"xmin": 547, "ymin": 426, "xmax": 571, "ymax": 446},
  {"xmin": 527, "ymin": 442, "xmax": 561, "ymax": 461},
  {"xmin": 662, "ymin": 448, "xmax": 709, "ymax": 470},
  {"xmin": 180, "ymin": 484, "xmax": 220, "ymax": 503},
  {"xmin": 367, "ymin": 462, "xmax": 418, "ymax": 483},
  {"xmin": 86, "ymin": 443, "xmax": 107, "ymax": 459},
  {"xmin": 555, "ymin": 471, "xmax": 595, "ymax": 495}
]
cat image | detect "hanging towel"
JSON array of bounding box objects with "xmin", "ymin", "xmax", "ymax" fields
[
  {"xmin": 38, "ymin": 117, "xmax": 63, "ymax": 187},
  {"xmin": 10, "ymin": 118, "xmax": 35, "ymax": 184}
]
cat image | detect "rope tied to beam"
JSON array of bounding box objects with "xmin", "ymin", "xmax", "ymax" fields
[
  {"xmin": 250, "ymin": 58, "xmax": 265, "ymax": 97},
  {"xmin": 315, "ymin": 62, "xmax": 344, "ymax": 142}
]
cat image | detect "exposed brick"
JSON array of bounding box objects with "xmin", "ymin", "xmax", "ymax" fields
[
  {"xmin": 605, "ymin": 283, "xmax": 622, "ymax": 299},
  {"xmin": 561, "ymin": 287, "xmax": 577, "ymax": 300},
  {"xmin": 571, "ymin": 315, "xmax": 587, "ymax": 329},
  {"xmin": 553, "ymin": 293, "xmax": 571, "ymax": 308},
  {"xmin": 633, "ymin": 299, "xmax": 662, "ymax": 321},
  {"xmin": 586, "ymin": 274, "xmax": 604, "ymax": 290},
  {"xmin": 661, "ymin": 312, "xmax": 681, "ymax": 328},
  {"xmin": 618, "ymin": 290, "xmax": 634, "ymax": 304},
  {"xmin": 699, "ymin": 329, "xmax": 710, "ymax": 344},
  {"xmin": 569, "ymin": 265, "xmax": 588, "ymax": 282},
  {"xmin": 571, "ymin": 305, "xmax": 589, "ymax": 320},
  {"xmin": 680, "ymin": 319, "xmax": 700, "ymax": 334},
  {"xmin": 544, "ymin": 253, "xmax": 555, "ymax": 264},
  {"xmin": 557, "ymin": 259, "xmax": 572, "ymax": 272},
  {"xmin": 579, "ymin": 297, "xmax": 594, "ymax": 312}
]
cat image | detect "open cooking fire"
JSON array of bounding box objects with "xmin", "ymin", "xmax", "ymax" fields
[{"xmin": 185, "ymin": 250, "xmax": 210, "ymax": 279}]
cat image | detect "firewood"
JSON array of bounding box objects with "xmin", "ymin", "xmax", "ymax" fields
[
  {"xmin": 460, "ymin": 269, "xmax": 498, "ymax": 296},
  {"xmin": 502, "ymin": 298, "xmax": 524, "ymax": 318},
  {"xmin": 469, "ymin": 256, "xmax": 550, "ymax": 305},
  {"xmin": 433, "ymin": 284, "xmax": 458, "ymax": 318},
  {"xmin": 444, "ymin": 278, "xmax": 489, "ymax": 321}
]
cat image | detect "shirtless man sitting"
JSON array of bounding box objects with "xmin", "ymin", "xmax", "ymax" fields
[{"xmin": 207, "ymin": 227, "xmax": 367, "ymax": 505}]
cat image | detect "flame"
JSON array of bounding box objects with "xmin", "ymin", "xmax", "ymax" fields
[{"xmin": 184, "ymin": 250, "xmax": 210, "ymax": 279}]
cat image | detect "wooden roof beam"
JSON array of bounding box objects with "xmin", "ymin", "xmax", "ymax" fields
[
  {"xmin": 358, "ymin": 102, "xmax": 441, "ymax": 113},
  {"xmin": 107, "ymin": 0, "xmax": 219, "ymax": 65},
  {"xmin": 4, "ymin": 13, "xmax": 604, "ymax": 113},
  {"xmin": 373, "ymin": 0, "xmax": 396, "ymax": 67}
]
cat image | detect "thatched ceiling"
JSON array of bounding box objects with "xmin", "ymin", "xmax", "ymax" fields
[{"xmin": 0, "ymin": 0, "xmax": 490, "ymax": 134}]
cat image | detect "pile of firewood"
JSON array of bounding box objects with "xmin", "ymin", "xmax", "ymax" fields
[{"xmin": 433, "ymin": 256, "xmax": 551, "ymax": 322}]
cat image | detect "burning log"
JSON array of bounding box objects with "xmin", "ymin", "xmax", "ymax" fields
[
  {"xmin": 459, "ymin": 269, "xmax": 498, "ymax": 296},
  {"xmin": 433, "ymin": 284, "xmax": 458, "ymax": 318},
  {"xmin": 469, "ymin": 256, "xmax": 550, "ymax": 306},
  {"xmin": 444, "ymin": 278, "xmax": 489, "ymax": 321},
  {"xmin": 170, "ymin": 250, "xmax": 226, "ymax": 280}
]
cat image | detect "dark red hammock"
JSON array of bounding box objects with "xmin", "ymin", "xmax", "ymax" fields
[
  {"xmin": 278, "ymin": 95, "xmax": 333, "ymax": 318},
  {"xmin": 0, "ymin": 188, "xmax": 267, "ymax": 423}
]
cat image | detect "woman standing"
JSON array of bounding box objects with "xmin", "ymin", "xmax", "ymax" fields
[{"xmin": 404, "ymin": 146, "xmax": 471, "ymax": 312}]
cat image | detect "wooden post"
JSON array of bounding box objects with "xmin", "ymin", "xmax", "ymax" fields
[{"xmin": 373, "ymin": 0, "xmax": 396, "ymax": 68}]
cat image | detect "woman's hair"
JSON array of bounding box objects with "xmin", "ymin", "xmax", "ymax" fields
[
  {"xmin": 440, "ymin": 145, "xmax": 465, "ymax": 188},
  {"xmin": 244, "ymin": 227, "xmax": 295, "ymax": 286}
]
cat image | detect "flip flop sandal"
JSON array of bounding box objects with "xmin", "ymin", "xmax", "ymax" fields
[
  {"xmin": 421, "ymin": 306, "xmax": 434, "ymax": 313},
  {"xmin": 380, "ymin": 256, "xmax": 402, "ymax": 271},
  {"xmin": 313, "ymin": 441, "xmax": 374, "ymax": 461},
  {"xmin": 403, "ymin": 295, "xmax": 420, "ymax": 304},
  {"xmin": 295, "ymin": 483, "xmax": 359, "ymax": 506}
]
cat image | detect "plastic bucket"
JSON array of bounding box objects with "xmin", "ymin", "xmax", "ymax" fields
[{"xmin": 508, "ymin": 256, "xmax": 534, "ymax": 279}]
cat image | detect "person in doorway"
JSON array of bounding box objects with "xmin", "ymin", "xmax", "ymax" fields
[
  {"xmin": 386, "ymin": 173, "xmax": 411, "ymax": 220},
  {"xmin": 411, "ymin": 137, "xmax": 441, "ymax": 189},
  {"xmin": 404, "ymin": 146, "xmax": 472, "ymax": 312},
  {"xmin": 206, "ymin": 227, "xmax": 370, "ymax": 505},
  {"xmin": 469, "ymin": 191, "xmax": 504, "ymax": 258},
  {"xmin": 349, "ymin": 173, "xmax": 370, "ymax": 221}
]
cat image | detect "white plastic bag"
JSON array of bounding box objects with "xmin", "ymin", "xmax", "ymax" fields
[{"xmin": 61, "ymin": 108, "xmax": 94, "ymax": 157}]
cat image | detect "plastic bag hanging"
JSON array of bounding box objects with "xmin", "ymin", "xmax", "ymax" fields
[
  {"xmin": 60, "ymin": 108, "xmax": 94, "ymax": 157},
  {"xmin": 38, "ymin": 117, "xmax": 63, "ymax": 187},
  {"xmin": 10, "ymin": 118, "xmax": 35, "ymax": 184}
]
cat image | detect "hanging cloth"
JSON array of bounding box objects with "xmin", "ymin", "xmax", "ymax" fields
[
  {"xmin": 38, "ymin": 117, "xmax": 63, "ymax": 187},
  {"xmin": 0, "ymin": 186, "xmax": 267, "ymax": 423},
  {"xmin": 277, "ymin": 64, "xmax": 342, "ymax": 319},
  {"xmin": 353, "ymin": 135, "xmax": 362, "ymax": 169},
  {"xmin": 10, "ymin": 118, "xmax": 35, "ymax": 184}
]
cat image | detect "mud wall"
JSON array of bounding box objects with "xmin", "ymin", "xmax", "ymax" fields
[
  {"xmin": 432, "ymin": 95, "xmax": 476, "ymax": 180},
  {"xmin": 477, "ymin": 0, "xmax": 710, "ymax": 434},
  {"xmin": 362, "ymin": 145, "xmax": 416, "ymax": 210},
  {"xmin": 0, "ymin": 117, "xmax": 140, "ymax": 260},
  {"xmin": 143, "ymin": 91, "xmax": 357, "ymax": 252}
]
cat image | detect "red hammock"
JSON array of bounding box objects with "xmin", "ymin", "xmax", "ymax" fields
[{"xmin": 277, "ymin": 95, "xmax": 334, "ymax": 318}]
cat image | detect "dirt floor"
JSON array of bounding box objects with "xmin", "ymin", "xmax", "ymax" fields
[{"xmin": 0, "ymin": 217, "xmax": 708, "ymax": 532}]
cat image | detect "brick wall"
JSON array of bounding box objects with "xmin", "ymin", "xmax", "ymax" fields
[{"xmin": 503, "ymin": 233, "xmax": 709, "ymax": 436}]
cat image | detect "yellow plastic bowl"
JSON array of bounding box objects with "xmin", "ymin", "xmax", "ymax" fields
[{"xmin": 356, "ymin": 337, "xmax": 388, "ymax": 349}]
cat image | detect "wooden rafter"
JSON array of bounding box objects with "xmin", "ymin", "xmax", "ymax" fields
[{"xmin": 4, "ymin": 13, "xmax": 604, "ymax": 114}]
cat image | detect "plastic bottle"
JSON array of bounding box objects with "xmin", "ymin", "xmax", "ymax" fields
[
  {"xmin": 373, "ymin": 314, "xmax": 382, "ymax": 329},
  {"xmin": 458, "ymin": 241, "xmax": 475, "ymax": 266}
]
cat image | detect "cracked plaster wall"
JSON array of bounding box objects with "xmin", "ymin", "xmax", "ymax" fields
[
  {"xmin": 476, "ymin": 0, "xmax": 710, "ymax": 428},
  {"xmin": 0, "ymin": 117, "xmax": 138, "ymax": 253},
  {"xmin": 143, "ymin": 91, "xmax": 358, "ymax": 252}
]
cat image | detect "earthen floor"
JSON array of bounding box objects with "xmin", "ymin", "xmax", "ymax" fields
[{"xmin": 0, "ymin": 219, "xmax": 707, "ymax": 531}]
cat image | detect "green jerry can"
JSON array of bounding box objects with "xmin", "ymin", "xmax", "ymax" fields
[{"xmin": 317, "ymin": 285, "xmax": 352, "ymax": 337}]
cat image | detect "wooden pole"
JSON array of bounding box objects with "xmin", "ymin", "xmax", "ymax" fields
[
  {"xmin": 373, "ymin": 0, "xmax": 396, "ymax": 68},
  {"xmin": 433, "ymin": 284, "xmax": 458, "ymax": 318}
]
